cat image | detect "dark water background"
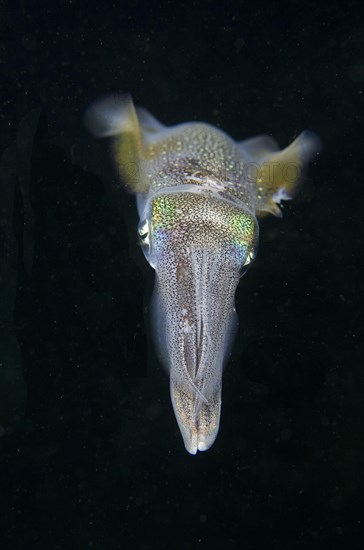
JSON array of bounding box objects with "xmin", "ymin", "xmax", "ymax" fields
[{"xmin": 0, "ymin": 1, "xmax": 363, "ymax": 549}]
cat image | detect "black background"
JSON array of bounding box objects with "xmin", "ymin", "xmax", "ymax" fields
[{"xmin": 0, "ymin": 1, "xmax": 363, "ymax": 549}]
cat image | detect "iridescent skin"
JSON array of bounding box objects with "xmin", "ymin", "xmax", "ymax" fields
[
  {"xmin": 85, "ymin": 96, "xmax": 320, "ymax": 454},
  {"xmin": 148, "ymin": 193, "xmax": 257, "ymax": 453}
]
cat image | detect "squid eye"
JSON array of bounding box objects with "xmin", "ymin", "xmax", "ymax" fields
[
  {"xmin": 138, "ymin": 219, "xmax": 150, "ymax": 247},
  {"xmin": 239, "ymin": 248, "xmax": 257, "ymax": 278},
  {"xmin": 243, "ymin": 248, "xmax": 257, "ymax": 267}
]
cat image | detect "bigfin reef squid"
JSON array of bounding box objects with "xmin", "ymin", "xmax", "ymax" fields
[{"xmin": 85, "ymin": 95, "xmax": 321, "ymax": 455}]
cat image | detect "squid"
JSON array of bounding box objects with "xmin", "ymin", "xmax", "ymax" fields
[{"xmin": 85, "ymin": 95, "xmax": 320, "ymax": 454}]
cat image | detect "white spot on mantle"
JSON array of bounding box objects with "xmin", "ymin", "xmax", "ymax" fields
[{"xmin": 272, "ymin": 188, "xmax": 292, "ymax": 204}]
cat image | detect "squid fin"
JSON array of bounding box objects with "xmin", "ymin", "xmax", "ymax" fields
[
  {"xmin": 84, "ymin": 94, "xmax": 148, "ymax": 193},
  {"xmin": 240, "ymin": 131, "xmax": 322, "ymax": 217}
]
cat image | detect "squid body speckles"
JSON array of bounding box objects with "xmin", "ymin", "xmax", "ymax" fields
[{"xmin": 85, "ymin": 95, "xmax": 321, "ymax": 454}]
